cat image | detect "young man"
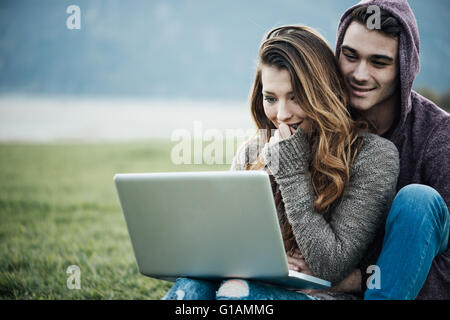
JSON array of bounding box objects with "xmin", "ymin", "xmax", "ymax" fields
[{"xmin": 335, "ymin": 0, "xmax": 450, "ymax": 299}]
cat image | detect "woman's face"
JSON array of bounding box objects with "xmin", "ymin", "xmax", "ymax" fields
[{"xmin": 261, "ymin": 65, "xmax": 311, "ymax": 135}]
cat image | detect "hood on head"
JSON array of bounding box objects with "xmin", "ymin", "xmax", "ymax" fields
[{"xmin": 335, "ymin": 0, "xmax": 420, "ymax": 130}]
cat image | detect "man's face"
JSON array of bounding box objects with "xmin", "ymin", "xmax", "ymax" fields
[{"xmin": 338, "ymin": 21, "xmax": 399, "ymax": 112}]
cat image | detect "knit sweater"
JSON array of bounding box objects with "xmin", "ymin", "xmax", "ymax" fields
[
  {"xmin": 336, "ymin": 0, "xmax": 450, "ymax": 299},
  {"xmin": 231, "ymin": 128, "xmax": 399, "ymax": 298}
]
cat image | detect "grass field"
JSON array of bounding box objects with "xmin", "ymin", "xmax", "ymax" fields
[{"xmin": 0, "ymin": 140, "xmax": 230, "ymax": 299}]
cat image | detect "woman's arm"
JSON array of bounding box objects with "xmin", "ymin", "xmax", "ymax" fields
[
  {"xmin": 262, "ymin": 128, "xmax": 400, "ymax": 284},
  {"xmin": 230, "ymin": 133, "xmax": 264, "ymax": 172}
]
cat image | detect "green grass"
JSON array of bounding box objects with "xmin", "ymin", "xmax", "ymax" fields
[{"xmin": 0, "ymin": 140, "xmax": 230, "ymax": 299}]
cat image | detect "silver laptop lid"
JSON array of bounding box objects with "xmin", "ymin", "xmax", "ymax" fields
[{"xmin": 114, "ymin": 171, "xmax": 290, "ymax": 281}]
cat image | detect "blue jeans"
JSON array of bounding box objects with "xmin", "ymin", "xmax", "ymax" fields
[
  {"xmin": 364, "ymin": 184, "xmax": 450, "ymax": 300},
  {"xmin": 162, "ymin": 278, "xmax": 318, "ymax": 300}
]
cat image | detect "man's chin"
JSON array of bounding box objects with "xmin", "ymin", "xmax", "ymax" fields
[{"xmin": 349, "ymin": 97, "xmax": 375, "ymax": 112}]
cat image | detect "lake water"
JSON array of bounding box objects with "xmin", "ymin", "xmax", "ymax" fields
[{"xmin": 0, "ymin": 95, "xmax": 255, "ymax": 142}]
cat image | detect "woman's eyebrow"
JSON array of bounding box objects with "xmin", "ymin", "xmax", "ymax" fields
[{"xmin": 262, "ymin": 90, "xmax": 294, "ymax": 95}]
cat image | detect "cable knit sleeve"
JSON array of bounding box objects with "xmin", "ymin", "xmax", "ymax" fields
[
  {"xmin": 262, "ymin": 128, "xmax": 400, "ymax": 284},
  {"xmin": 230, "ymin": 134, "xmax": 264, "ymax": 172}
]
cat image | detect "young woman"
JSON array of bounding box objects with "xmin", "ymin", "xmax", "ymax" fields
[{"xmin": 162, "ymin": 25, "xmax": 400, "ymax": 300}]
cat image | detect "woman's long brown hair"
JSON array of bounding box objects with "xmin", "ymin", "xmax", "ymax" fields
[{"xmin": 245, "ymin": 25, "xmax": 368, "ymax": 253}]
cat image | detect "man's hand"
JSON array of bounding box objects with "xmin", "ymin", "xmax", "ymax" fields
[
  {"xmin": 286, "ymin": 250, "xmax": 362, "ymax": 296},
  {"xmin": 300, "ymin": 269, "xmax": 362, "ymax": 295},
  {"xmin": 328, "ymin": 269, "xmax": 362, "ymax": 294}
]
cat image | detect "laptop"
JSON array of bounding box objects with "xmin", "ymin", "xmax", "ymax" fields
[{"xmin": 114, "ymin": 170, "xmax": 331, "ymax": 290}]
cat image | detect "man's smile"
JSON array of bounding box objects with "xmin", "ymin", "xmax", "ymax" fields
[{"xmin": 349, "ymin": 82, "xmax": 377, "ymax": 98}]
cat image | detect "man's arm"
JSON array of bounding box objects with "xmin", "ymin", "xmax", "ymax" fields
[
  {"xmin": 417, "ymin": 117, "xmax": 450, "ymax": 299},
  {"xmin": 423, "ymin": 117, "xmax": 450, "ymax": 216},
  {"xmin": 334, "ymin": 117, "xmax": 450, "ymax": 298}
]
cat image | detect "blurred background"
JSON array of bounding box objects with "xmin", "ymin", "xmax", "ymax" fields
[
  {"xmin": 0, "ymin": 0, "xmax": 448, "ymax": 141},
  {"xmin": 0, "ymin": 0, "xmax": 448, "ymax": 300}
]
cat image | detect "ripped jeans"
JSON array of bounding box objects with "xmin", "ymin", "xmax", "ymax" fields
[{"xmin": 162, "ymin": 278, "xmax": 318, "ymax": 300}]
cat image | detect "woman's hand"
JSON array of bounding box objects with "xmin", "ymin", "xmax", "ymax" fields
[
  {"xmin": 287, "ymin": 249, "xmax": 325, "ymax": 296},
  {"xmin": 286, "ymin": 248, "xmax": 313, "ymax": 275},
  {"xmin": 288, "ymin": 250, "xmax": 325, "ymax": 296},
  {"xmin": 269, "ymin": 123, "xmax": 293, "ymax": 146},
  {"xmin": 262, "ymin": 122, "xmax": 309, "ymax": 176}
]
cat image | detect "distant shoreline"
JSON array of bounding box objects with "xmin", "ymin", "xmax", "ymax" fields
[{"xmin": 0, "ymin": 95, "xmax": 255, "ymax": 142}]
